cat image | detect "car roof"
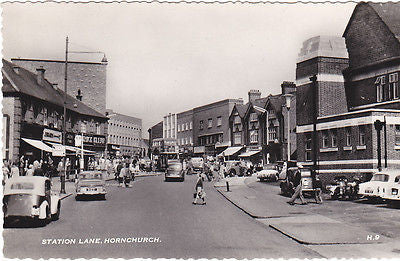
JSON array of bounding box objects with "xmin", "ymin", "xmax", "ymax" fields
[
  {"xmin": 4, "ymin": 176, "xmax": 49, "ymax": 196},
  {"xmin": 374, "ymin": 170, "xmax": 400, "ymax": 176}
]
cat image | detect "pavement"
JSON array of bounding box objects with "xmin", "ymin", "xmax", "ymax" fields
[{"xmin": 214, "ymin": 175, "xmax": 400, "ymax": 258}]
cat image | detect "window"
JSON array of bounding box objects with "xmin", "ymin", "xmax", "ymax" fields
[
  {"xmin": 43, "ymin": 108, "xmax": 48, "ymax": 126},
  {"xmin": 189, "ymin": 136, "xmax": 192, "ymax": 145},
  {"xmin": 389, "ymin": 73, "xmax": 399, "ymax": 100},
  {"xmin": 81, "ymin": 122, "xmax": 87, "ymax": 133},
  {"xmin": 395, "ymin": 125, "xmax": 400, "ymax": 145},
  {"xmin": 250, "ymin": 113, "xmax": 257, "ymax": 122},
  {"xmin": 178, "ymin": 124, "xmax": 180, "ymax": 132},
  {"xmin": 234, "ymin": 115, "xmax": 241, "ymax": 124},
  {"xmin": 199, "ymin": 120, "xmax": 204, "ymax": 130},
  {"xmin": 186, "ymin": 122, "xmax": 189, "ymax": 130},
  {"xmin": 190, "ymin": 121, "xmax": 193, "ymax": 130},
  {"xmin": 208, "ymin": 118, "xmax": 212, "ymax": 128},
  {"xmin": 185, "ymin": 137, "xmax": 188, "ymax": 145},
  {"xmin": 234, "ymin": 132, "xmax": 241, "ymax": 145},
  {"xmin": 331, "ymin": 129, "xmax": 337, "ymax": 147},
  {"xmin": 268, "ymin": 125, "xmax": 277, "ymax": 142},
  {"xmin": 96, "ymin": 123, "xmax": 101, "ymax": 135},
  {"xmin": 305, "ymin": 134, "xmax": 312, "ymax": 161},
  {"xmin": 345, "ymin": 127, "xmax": 352, "ymax": 146},
  {"xmin": 359, "ymin": 125, "xmax": 366, "ymax": 146},
  {"xmin": 250, "ymin": 130, "xmax": 259, "ymax": 143},
  {"xmin": 376, "ymin": 75, "xmax": 385, "ymax": 102},
  {"xmin": 322, "ymin": 130, "xmax": 329, "ymax": 148},
  {"xmin": 217, "ymin": 116, "xmax": 222, "ymax": 127}
]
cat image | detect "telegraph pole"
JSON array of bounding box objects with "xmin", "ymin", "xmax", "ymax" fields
[
  {"xmin": 310, "ymin": 75, "xmax": 318, "ymax": 187},
  {"xmin": 61, "ymin": 36, "xmax": 68, "ymax": 194}
]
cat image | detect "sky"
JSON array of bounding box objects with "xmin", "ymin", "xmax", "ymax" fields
[{"xmin": 1, "ymin": 2, "xmax": 356, "ymax": 137}]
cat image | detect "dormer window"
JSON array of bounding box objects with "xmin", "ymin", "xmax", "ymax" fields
[
  {"xmin": 389, "ymin": 73, "xmax": 399, "ymax": 100},
  {"xmin": 376, "ymin": 75, "xmax": 385, "ymax": 102}
]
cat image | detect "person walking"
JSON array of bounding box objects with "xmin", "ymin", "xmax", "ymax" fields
[
  {"xmin": 116, "ymin": 161, "xmax": 124, "ymax": 187},
  {"xmin": 33, "ymin": 160, "xmax": 44, "ymax": 176},
  {"xmin": 10, "ymin": 161, "xmax": 20, "ymax": 178},
  {"xmin": 26, "ymin": 164, "xmax": 34, "ymax": 176},
  {"xmin": 193, "ymin": 173, "xmax": 206, "ymax": 205},
  {"xmin": 287, "ymin": 168, "xmax": 307, "ymax": 205}
]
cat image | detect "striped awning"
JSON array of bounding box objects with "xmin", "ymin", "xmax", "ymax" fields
[
  {"xmin": 239, "ymin": 150, "xmax": 261, "ymax": 157},
  {"xmin": 22, "ymin": 138, "xmax": 54, "ymax": 153}
]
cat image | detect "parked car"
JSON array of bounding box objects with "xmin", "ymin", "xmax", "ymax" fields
[
  {"xmin": 225, "ymin": 160, "xmax": 247, "ymax": 177},
  {"xmin": 326, "ymin": 175, "xmax": 361, "ymax": 200},
  {"xmin": 3, "ymin": 176, "xmax": 61, "ymax": 226},
  {"xmin": 256, "ymin": 164, "xmax": 280, "ymax": 182},
  {"xmin": 383, "ymin": 172, "xmax": 400, "ymax": 203},
  {"xmin": 75, "ymin": 171, "xmax": 107, "ymax": 200},
  {"xmin": 165, "ymin": 162, "xmax": 185, "ymax": 182},
  {"xmin": 358, "ymin": 170, "xmax": 400, "ymax": 201},
  {"xmin": 280, "ymin": 167, "xmax": 317, "ymax": 197}
]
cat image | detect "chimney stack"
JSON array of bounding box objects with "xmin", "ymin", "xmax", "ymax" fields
[
  {"xmin": 12, "ymin": 66, "xmax": 20, "ymax": 74},
  {"xmin": 248, "ymin": 89, "xmax": 261, "ymax": 104},
  {"xmin": 76, "ymin": 89, "xmax": 83, "ymax": 101},
  {"xmin": 281, "ymin": 81, "xmax": 296, "ymax": 95},
  {"xmin": 36, "ymin": 66, "xmax": 46, "ymax": 85}
]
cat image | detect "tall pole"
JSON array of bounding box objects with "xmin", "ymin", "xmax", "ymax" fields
[
  {"xmin": 61, "ymin": 36, "xmax": 68, "ymax": 194},
  {"xmin": 374, "ymin": 120, "xmax": 383, "ymax": 172},
  {"xmin": 287, "ymin": 107, "xmax": 291, "ymax": 161},
  {"xmin": 384, "ymin": 116, "xmax": 387, "ymax": 169},
  {"xmin": 310, "ymin": 75, "xmax": 318, "ymax": 188}
]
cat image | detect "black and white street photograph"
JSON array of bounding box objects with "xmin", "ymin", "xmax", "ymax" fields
[{"xmin": 1, "ymin": 1, "xmax": 400, "ymax": 259}]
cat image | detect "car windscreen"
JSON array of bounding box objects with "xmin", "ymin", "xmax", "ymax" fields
[
  {"xmin": 10, "ymin": 182, "xmax": 35, "ymax": 190},
  {"xmin": 372, "ymin": 174, "xmax": 389, "ymax": 182},
  {"xmin": 168, "ymin": 164, "xmax": 182, "ymax": 171},
  {"xmin": 80, "ymin": 173, "xmax": 103, "ymax": 180}
]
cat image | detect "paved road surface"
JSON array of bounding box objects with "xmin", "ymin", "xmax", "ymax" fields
[{"xmin": 3, "ymin": 175, "xmax": 321, "ymax": 259}]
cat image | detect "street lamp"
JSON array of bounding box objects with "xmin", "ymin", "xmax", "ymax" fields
[
  {"xmin": 61, "ymin": 36, "xmax": 107, "ymax": 194},
  {"xmin": 283, "ymin": 93, "xmax": 293, "ymax": 161}
]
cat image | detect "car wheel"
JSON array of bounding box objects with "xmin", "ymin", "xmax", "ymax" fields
[
  {"xmin": 52, "ymin": 202, "xmax": 61, "ymax": 221},
  {"xmin": 101, "ymin": 194, "xmax": 106, "ymax": 200}
]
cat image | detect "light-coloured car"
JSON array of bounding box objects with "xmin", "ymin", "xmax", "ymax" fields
[
  {"xmin": 76, "ymin": 171, "xmax": 106, "ymax": 200},
  {"xmin": 165, "ymin": 162, "xmax": 185, "ymax": 182},
  {"xmin": 3, "ymin": 176, "xmax": 61, "ymax": 226},
  {"xmin": 358, "ymin": 171, "xmax": 400, "ymax": 200},
  {"xmin": 256, "ymin": 165, "xmax": 279, "ymax": 182},
  {"xmin": 381, "ymin": 171, "xmax": 400, "ymax": 202}
]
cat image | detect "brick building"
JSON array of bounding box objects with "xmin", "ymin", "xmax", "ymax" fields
[
  {"xmin": 12, "ymin": 58, "xmax": 107, "ymax": 115},
  {"xmin": 105, "ymin": 109, "xmax": 142, "ymax": 158},
  {"xmin": 296, "ymin": 2, "xmax": 400, "ymax": 183},
  {"xmin": 193, "ymin": 99, "xmax": 243, "ymax": 156},
  {"xmin": 177, "ymin": 109, "xmax": 194, "ymax": 156},
  {"xmin": 2, "ymin": 59, "xmax": 108, "ymax": 164},
  {"xmin": 148, "ymin": 121, "xmax": 163, "ymax": 156},
  {"xmin": 228, "ymin": 86, "xmax": 297, "ymax": 164}
]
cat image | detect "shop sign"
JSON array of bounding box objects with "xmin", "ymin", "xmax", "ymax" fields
[
  {"xmin": 83, "ymin": 134, "xmax": 106, "ymax": 147},
  {"xmin": 52, "ymin": 144, "xmax": 66, "ymax": 157},
  {"xmin": 43, "ymin": 128, "xmax": 62, "ymax": 143}
]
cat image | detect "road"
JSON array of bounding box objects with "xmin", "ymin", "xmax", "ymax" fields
[{"xmin": 3, "ymin": 174, "xmax": 321, "ymax": 259}]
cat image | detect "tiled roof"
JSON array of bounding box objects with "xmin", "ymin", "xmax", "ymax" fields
[
  {"xmin": 253, "ymin": 97, "xmax": 268, "ymax": 108},
  {"xmin": 266, "ymin": 94, "xmax": 284, "ymax": 114},
  {"xmin": 2, "ymin": 59, "xmax": 107, "ymax": 119},
  {"xmin": 236, "ymin": 103, "xmax": 249, "ymax": 118},
  {"xmin": 369, "ymin": 2, "xmax": 400, "ymax": 42}
]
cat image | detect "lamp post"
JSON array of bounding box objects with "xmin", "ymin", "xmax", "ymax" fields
[
  {"xmin": 61, "ymin": 36, "xmax": 107, "ymax": 194},
  {"xmin": 284, "ymin": 93, "xmax": 293, "ymax": 161},
  {"xmin": 374, "ymin": 119, "xmax": 384, "ymax": 172}
]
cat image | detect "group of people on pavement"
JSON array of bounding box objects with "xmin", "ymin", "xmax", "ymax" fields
[{"xmin": 114, "ymin": 159, "xmax": 139, "ymax": 188}]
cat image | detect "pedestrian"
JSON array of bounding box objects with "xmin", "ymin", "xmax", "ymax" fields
[
  {"xmin": 314, "ymin": 175, "xmax": 323, "ymax": 204},
  {"xmin": 33, "ymin": 160, "xmax": 44, "ymax": 176},
  {"xmin": 287, "ymin": 168, "xmax": 307, "ymax": 205},
  {"xmin": 26, "ymin": 164, "xmax": 34, "ymax": 176},
  {"xmin": 193, "ymin": 173, "xmax": 206, "ymax": 205},
  {"xmin": 2, "ymin": 160, "xmax": 11, "ymax": 185},
  {"xmin": 116, "ymin": 161, "xmax": 124, "ymax": 187},
  {"xmin": 10, "ymin": 161, "xmax": 20, "ymax": 178}
]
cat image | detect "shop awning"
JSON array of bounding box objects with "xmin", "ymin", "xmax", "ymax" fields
[
  {"xmin": 218, "ymin": 146, "xmax": 242, "ymax": 157},
  {"xmin": 215, "ymin": 141, "xmax": 231, "ymax": 148},
  {"xmin": 239, "ymin": 150, "xmax": 261, "ymax": 157},
  {"xmin": 22, "ymin": 138, "xmax": 54, "ymax": 153},
  {"xmin": 44, "ymin": 142, "xmax": 95, "ymax": 154}
]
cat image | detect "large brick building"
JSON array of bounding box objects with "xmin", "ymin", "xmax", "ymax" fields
[
  {"xmin": 193, "ymin": 99, "xmax": 243, "ymax": 156},
  {"xmin": 177, "ymin": 109, "xmax": 194, "ymax": 156},
  {"xmin": 2, "ymin": 59, "xmax": 108, "ymax": 164},
  {"xmin": 296, "ymin": 2, "xmax": 400, "ymax": 183},
  {"xmin": 105, "ymin": 109, "xmax": 142, "ymax": 158},
  {"xmin": 11, "ymin": 58, "xmax": 107, "ymax": 115}
]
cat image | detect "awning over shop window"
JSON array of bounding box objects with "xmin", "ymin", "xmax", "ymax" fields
[
  {"xmin": 44, "ymin": 141, "xmax": 95, "ymax": 154},
  {"xmin": 22, "ymin": 138, "xmax": 54, "ymax": 153},
  {"xmin": 218, "ymin": 146, "xmax": 242, "ymax": 157},
  {"xmin": 193, "ymin": 146, "xmax": 205, "ymax": 154},
  {"xmin": 215, "ymin": 141, "xmax": 231, "ymax": 148},
  {"xmin": 239, "ymin": 150, "xmax": 261, "ymax": 157}
]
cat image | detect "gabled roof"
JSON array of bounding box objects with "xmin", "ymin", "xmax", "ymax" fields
[
  {"xmin": 2, "ymin": 59, "xmax": 107, "ymax": 119},
  {"xmin": 369, "ymin": 2, "xmax": 400, "ymax": 42},
  {"xmin": 253, "ymin": 97, "xmax": 268, "ymax": 108},
  {"xmin": 264, "ymin": 94, "xmax": 284, "ymax": 115},
  {"xmin": 344, "ymin": 2, "xmax": 400, "ymax": 43},
  {"xmin": 236, "ymin": 103, "xmax": 250, "ymax": 118}
]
